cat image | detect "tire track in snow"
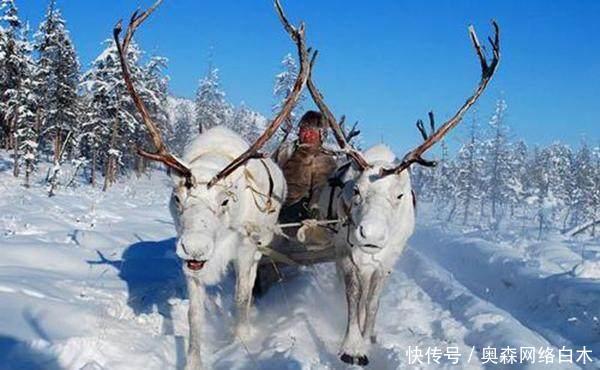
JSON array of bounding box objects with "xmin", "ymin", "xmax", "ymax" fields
[
  {"xmin": 401, "ymin": 243, "xmax": 584, "ymax": 369},
  {"xmin": 409, "ymin": 227, "xmax": 600, "ymax": 365}
]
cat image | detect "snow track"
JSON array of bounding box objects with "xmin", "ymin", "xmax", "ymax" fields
[{"xmin": 0, "ymin": 170, "xmax": 597, "ymax": 369}]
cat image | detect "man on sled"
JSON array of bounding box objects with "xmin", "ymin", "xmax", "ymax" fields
[
  {"xmin": 276, "ymin": 110, "xmax": 337, "ymax": 234},
  {"xmin": 254, "ymin": 110, "xmax": 339, "ymax": 295}
]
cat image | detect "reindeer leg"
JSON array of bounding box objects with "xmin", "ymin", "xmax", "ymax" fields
[
  {"xmin": 339, "ymin": 256, "xmax": 369, "ymax": 366},
  {"xmin": 185, "ymin": 274, "xmax": 204, "ymax": 370},
  {"xmin": 357, "ymin": 271, "xmax": 371, "ymax": 336},
  {"xmin": 234, "ymin": 244, "xmax": 259, "ymax": 339},
  {"xmin": 363, "ymin": 270, "xmax": 386, "ymax": 344}
]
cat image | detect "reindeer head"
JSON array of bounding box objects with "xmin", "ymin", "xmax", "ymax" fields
[
  {"xmin": 339, "ymin": 146, "xmax": 415, "ymax": 253},
  {"xmin": 170, "ymin": 183, "xmax": 232, "ymax": 272},
  {"xmin": 168, "ymin": 135, "xmax": 250, "ymax": 275}
]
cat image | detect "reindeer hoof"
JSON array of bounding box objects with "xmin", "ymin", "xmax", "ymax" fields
[{"xmin": 340, "ymin": 353, "xmax": 369, "ymax": 366}]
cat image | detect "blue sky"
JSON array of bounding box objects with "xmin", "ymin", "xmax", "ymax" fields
[{"xmin": 14, "ymin": 0, "xmax": 600, "ymax": 155}]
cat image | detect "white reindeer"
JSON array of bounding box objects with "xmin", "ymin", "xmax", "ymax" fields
[
  {"xmin": 112, "ymin": 1, "xmax": 313, "ymax": 368},
  {"xmin": 305, "ymin": 20, "xmax": 501, "ymax": 366},
  {"xmin": 169, "ymin": 127, "xmax": 287, "ymax": 369},
  {"xmin": 323, "ymin": 146, "xmax": 415, "ymax": 366}
]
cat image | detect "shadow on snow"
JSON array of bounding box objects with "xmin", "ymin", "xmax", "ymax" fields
[{"xmin": 0, "ymin": 335, "xmax": 61, "ymax": 370}]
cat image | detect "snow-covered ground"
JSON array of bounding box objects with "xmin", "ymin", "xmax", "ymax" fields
[{"xmin": 1, "ymin": 159, "xmax": 598, "ymax": 369}]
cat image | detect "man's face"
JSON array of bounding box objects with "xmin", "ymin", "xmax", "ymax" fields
[{"xmin": 299, "ymin": 126, "xmax": 321, "ymax": 145}]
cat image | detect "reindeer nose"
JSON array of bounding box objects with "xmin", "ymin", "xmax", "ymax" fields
[
  {"xmin": 176, "ymin": 235, "xmax": 212, "ymax": 260},
  {"xmin": 356, "ymin": 222, "xmax": 387, "ymax": 246},
  {"xmin": 359, "ymin": 225, "xmax": 368, "ymax": 239}
]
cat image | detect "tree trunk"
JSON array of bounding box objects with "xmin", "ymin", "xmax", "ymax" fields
[
  {"xmin": 35, "ymin": 108, "xmax": 43, "ymax": 154},
  {"xmin": 103, "ymin": 108, "xmax": 121, "ymax": 192},
  {"xmin": 135, "ymin": 152, "xmax": 144, "ymax": 178},
  {"xmin": 90, "ymin": 149, "xmax": 97, "ymax": 186},
  {"xmin": 103, "ymin": 154, "xmax": 116, "ymax": 192},
  {"xmin": 593, "ymin": 205, "xmax": 598, "ymax": 237},
  {"xmin": 463, "ymin": 195, "xmax": 471, "ymax": 225},
  {"xmin": 2, "ymin": 116, "xmax": 10, "ymax": 150},
  {"xmin": 7, "ymin": 117, "xmax": 15, "ymax": 150},
  {"xmin": 54, "ymin": 128, "xmax": 62, "ymax": 163},
  {"xmin": 24, "ymin": 160, "xmax": 31, "ymax": 188},
  {"xmin": 12, "ymin": 122, "xmax": 19, "ymax": 178},
  {"xmin": 480, "ymin": 198, "xmax": 485, "ymax": 221},
  {"xmin": 447, "ymin": 199, "xmax": 457, "ymax": 223}
]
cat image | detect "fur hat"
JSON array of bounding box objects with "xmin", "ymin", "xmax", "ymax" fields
[{"xmin": 298, "ymin": 110, "xmax": 327, "ymax": 129}]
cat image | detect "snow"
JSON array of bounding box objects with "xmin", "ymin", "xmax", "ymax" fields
[{"xmin": 0, "ymin": 156, "xmax": 598, "ymax": 369}]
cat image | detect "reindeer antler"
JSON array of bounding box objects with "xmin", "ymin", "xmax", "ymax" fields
[
  {"xmin": 113, "ymin": 0, "xmax": 193, "ymax": 184},
  {"xmin": 306, "ymin": 53, "xmax": 370, "ymax": 170},
  {"xmin": 206, "ymin": 0, "xmax": 313, "ymax": 188},
  {"xmin": 381, "ymin": 21, "xmax": 500, "ymax": 177}
]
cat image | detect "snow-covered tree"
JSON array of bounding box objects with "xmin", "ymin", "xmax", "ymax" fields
[
  {"xmin": 483, "ymin": 98, "xmax": 512, "ymax": 228},
  {"xmin": 589, "ymin": 146, "xmax": 600, "ymax": 236},
  {"xmin": 81, "ymin": 40, "xmax": 145, "ymax": 190},
  {"xmin": 272, "ymin": 53, "xmax": 305, "ymax": 147},
  {"xmin": 13, "ymin": 27, "xmax": 39, "ymax": 183},
  {"xmin": 430, "ymin": 140, "xmax": 457, "ymax": 220},
  {"xmin": 0, "ymin": 0, "xmax": 24, "ymax": 152},
  {"xmin": 168, "ymin": 99, "xmax": 194, "ymax": 156},
  {"xmin": 541, "ymin": 143, "xmax": 573, "ymax": 227},
  {"xmin": 35, "ymin": 0, "xmax": 80, "ymax": 165},
  {"xmin": 81, "ymin": 38, "xmax": 170, "ymax": 189},
  {"xmin": 455, "ymin": 114, "xmax": 486, "ymax": 224},
  {"xmin": 0, "ymin": 1, "xmax": 41, "ymax": 182},
  {"xmin": 78, "ymin": 90, "xmax": 108, "ymax": 185},
  {"xmin": 526, "ymin": 147, "xmax": 557, "ymax": 238},
  {"xmin": 571, "ymin": 142, "xmax": 597, "ymax": 231},
  {"xmin": 231, "ymin": 102, "xmax": 261, "ymax": 143},
  {"xmin": 195, "ymin": 66, "xmax": 230, "ymax": 133},
  {"xmin": 505, "ymin": 140, "xmax": 528, "ymax": 217},
  {"xmin": 131, "ymin": 55, "xmax": 170, "ymax": 175}
]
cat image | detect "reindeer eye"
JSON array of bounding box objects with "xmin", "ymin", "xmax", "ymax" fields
[
  {"xmin": 221, "ymin": 199, "xmax": 230, "ymax": 207},
  {"xmin": 353, "ymin": 187, "xmax": 360, "ymax": 197},
  {"xmin": 397, "ymin": 193, "xmax": 404, "ymax": 200},
  {"xmin": 174, "ymin": 195, "xmax": 181, "ymax": 204}
]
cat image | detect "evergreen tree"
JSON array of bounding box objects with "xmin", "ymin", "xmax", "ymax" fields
[
  {"xmin": 589, "ymin": 146, "xmax": 600, "ymax": 236},
  {"xmin": 272, "ymin": 53, "xmax": 305, "ymax": 147},
  {"xmin": 81, "ymin": 39, "xmax": 169, "ymax": 189},
  {"xmin": 572, "ymin": 142, "xmax": 596, "ymax": 229},
  {"xmin": 232, "ymin": 102, "xmax": 260, "ymax": 143},
  {"xmin": 12, "ymin": 26, "xmax": 39, "ymax": 183},
  {"xmin": 194, "ymin": 66, "xmax": 230, "ymax": 133},
  {"xmin": 0, "ymin": 0, "xmax": 24, "ymax": 151},
  {"xmin": 505, "ymin": 140, "xmax": 528, "ymax": 218},
  {"xmin": 131, "ymin": 55, "xmax": 170, "ymax": 175},
  {"xmin": 455, "ymin": 114, "xmax": 485, "ymax": 224},
  {"xmin": 541, "ymin": 143, "xmax": 573, "ymax": 228},
  {"xmin": 169, "ymin": 99, "xmax": 193, "ymax": 156},
  {"xmin": 81, "ymin": 40, "xmax": 145, "ymax": 190},
  {"xmin": 483, "ymin": 98, "xmax": 511, "ymax": 227},
  {"xmin": 34, "ymin": 0, "xmax": 80, "ymax": 163}
]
